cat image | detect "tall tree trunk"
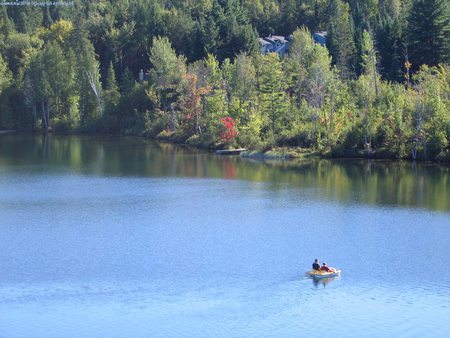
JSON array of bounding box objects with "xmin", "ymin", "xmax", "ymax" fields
[{"xmin": 86, "ymin": 70, "xmax": 102, "ymax": 112}]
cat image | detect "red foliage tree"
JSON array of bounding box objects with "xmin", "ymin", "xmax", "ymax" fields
[{"xmin": 220, "ymin": 116, "xmax": 238, "ymax": 142}]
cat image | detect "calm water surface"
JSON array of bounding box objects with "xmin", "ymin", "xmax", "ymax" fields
[{"xmin": 0, "ymin": 135, "xmax": 449, "ymax": 338}]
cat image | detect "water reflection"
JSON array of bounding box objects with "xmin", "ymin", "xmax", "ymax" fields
[
  {"xmin": 311, "ymin": 276, "xmax": 339, "ymax": 288},
  {"xmin": 0, "ymin": 134, "xmax": 448, "ymax": 211}
]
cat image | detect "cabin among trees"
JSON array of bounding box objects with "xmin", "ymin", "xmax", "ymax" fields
[
  {"xmin": 312, "ymin": 32, "xmax": 327, "ymax": 46},
  {"xmin": 258, "ymin": 35, "xmax": 291, "ymax": 57},
  {"xmin": 259, "ymin": 32, "xmax": 328, "ymax": 57}
]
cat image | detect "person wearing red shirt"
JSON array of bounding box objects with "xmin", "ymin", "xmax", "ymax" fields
[{"xmin": 320, "ymin": 262, "xmax": 333, "ymax": 272}]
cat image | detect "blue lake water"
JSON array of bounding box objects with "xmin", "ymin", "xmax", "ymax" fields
[{"xmin": 0, "ymin": 135, "xmax": 449, "ymax": 337}]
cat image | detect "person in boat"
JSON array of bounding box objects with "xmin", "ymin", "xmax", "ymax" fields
[
  {"xmin": 320, "ymin": 262, "xmax": 334, "ymax": 273},
  {"xmin": 312, "ymin": 258, "xmax": 321, "ymax": 271}
]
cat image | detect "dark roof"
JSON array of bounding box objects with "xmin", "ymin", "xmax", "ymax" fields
[
  {"xmin": 270, "ymin": 35, "xmax": 288, "ymax": 43},
  {"xmin": 313, "ymin": 31, "xmax": 328, "ymax": 38},
  {"xmin": 258, "ymin": 38, "xmax": 272, "ymax": 46},
  {"xmin": 259, "ymin": 34, "xmax": 289, "ymax": 45}
]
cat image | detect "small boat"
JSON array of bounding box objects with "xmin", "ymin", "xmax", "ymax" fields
[
  {"xmin": 215, "ymin": 148, "xmax": 246, "ymax": 155},
  {"xmin": 307, "ymin": 270, "xmax": 341, "ymax": 279}
]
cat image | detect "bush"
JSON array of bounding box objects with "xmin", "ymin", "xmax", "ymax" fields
[
  {"xmin": 428, "ymin": 130, "xmax": 448, "ymax": 159},
  {"xmin": 52, "ymin": 115, "xmax": 76, "ymax": 132},
  {"xmin": 436, "ymin": 150, "xmax": 450, "ymax": 163},
  {"xmin": 236, "ymin": 129, "xmax": 262, "ymax": 149},
  {"xmin": 276, "ymin": 128, "xmax": 314, "ymax": 148},
  {"xmin": 144, "ymin": 113, "xmax": 167, "ymax": 137},
  {"xmin": 186, "ymin": 133, "xmax": 215, "ymax": 148}
]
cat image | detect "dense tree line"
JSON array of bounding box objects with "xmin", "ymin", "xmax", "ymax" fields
[{"xmin": 0, "ymin": 0, "xmax": 449, "ymax": 160}]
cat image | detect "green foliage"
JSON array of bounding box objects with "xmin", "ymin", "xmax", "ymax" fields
[
  {"xmin": 120, "ymin": 67, "xmax": 135, "ymax": 94},
  {"xmin": 104, "ymin": 61, "xmax": 120, "ymax": 118},
  {"xmin": 202, "ymin": 54, "xmax": 227, "ymax": 137},
  {"xmin": 407, "ymin": 0, "xmax": 450, "ymax": 69},
  {"xmin": 237, "ymin": 109, "xmax": 263, "ymax": 148},
  {"xmin": 0, "ymin": 0, "xmax": 449, "ymax": 161},
  {"xmin": 375, "ymin": 15, "xmax": 406, "ymax": 81},
  {"xmin": 0, "ymin": 55, "xmax": 12, "ymax": 96},
  {"xmin": 326, "ymin": 0, "xmax": 357, "ymax": 78},
  {"xmin": 149, "ymin": 36, "xmax": 186, "ymax": 127},
  {"xmin": 257, "ymin": 53, "xmax": 289, "ymax": 138},
  {"xmin": 411, "ymin": 65, "xmax": 450, "ymax": 159}
]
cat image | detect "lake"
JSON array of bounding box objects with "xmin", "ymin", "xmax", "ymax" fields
[{"xmin": 0, "ymin": 134, "xmax": 449, "ymax": 338}]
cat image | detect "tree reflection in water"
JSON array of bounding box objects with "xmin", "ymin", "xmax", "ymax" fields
[{"xmin": 0, "ymin": 134, "xmax": 448, "ymax": 211}]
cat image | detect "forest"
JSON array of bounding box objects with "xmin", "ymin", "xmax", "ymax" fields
[{"xmin": 0, "ymin": 0, "xmax": 449, "ymax": 161}]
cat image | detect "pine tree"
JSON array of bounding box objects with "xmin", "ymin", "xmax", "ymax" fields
[
  {"xmin": 120, "ymin": 67, "xmax": 135, "ymax": 94},
  {"xmin": 348, "ymin": 0, "xmax": 379, "ymax": 30},
  {"xmin": 0, "ymin": 6, "xmax": 15, "ymax": 37},
  {"xmin": 376, "ymin": 16, "xmax": 405, "ymax": 81},
  {"xmin": 0, "ymin": 54, "xmax": 13, "ymax": 129},
  {"xmin": 216, "ymin": 0, "xmax": 258, "ymax": 61},
  {"xmin": 407, "ymin": 0, "xmax": 450, "ymax": 69},
  {"xmin": 104, "ymin": 61, "xmax": 120, "ymax": 116},
  {"xmin": 257, "ymin": 53, "xmax": 289, "ymax": 137},
  {"xmin": 43, "ymin": 5, "xmax": 54, "ymax": 27},
  {"xmin": 43, "ymin": 41, "xmax": 74, "ymax": 116},
  {"xmin": 354, "ymin": 31, "xmax": 381, "ymax": 149},
  {"xmin": 70, "ymin": 10, "xmax": 103, "ymax": 125},
  {"xmin": 327, "ymin": 0, "xmax": 357, "ymax": 78},
  {"xmin": 203, "ymin": 54, "xmax": 228, "ymax": 137}
]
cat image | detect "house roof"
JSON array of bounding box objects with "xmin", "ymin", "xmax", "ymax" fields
[
  {"xmin": 313, "ymin": 31, "xmax": 328, "ymax": 38},
  {"xmin": 270, "ymin": 35, "xmax": 288, "ymax": 43},
  {"xmin": 258, "ymin": 38, "xmax": 272, "ymax": 46},
  {"xmin": 259, "ymin": 34, "xmax": 289, "ymax": 45}
]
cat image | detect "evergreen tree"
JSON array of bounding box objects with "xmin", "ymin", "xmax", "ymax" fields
[
  {"xmin": 0, "ymin": 54, "xmax": 13, "ymax": 129},
  {"xmin": 407, "ymin": 0, "xmax": 450, "ymax": 69},
  {"xmin": 257, "ymin": 53, "xmax": 289, "ymax": 137},
  {"xmin": 120, "ymin": 67, "xmax": 135, "ymax": 94},
  {"xmin": 0, "ymin": 6, "xmax": 15, "ymax": 37},
  {"xmin": 379, "ymin": 0, "xmax": 401, "ymax": 19},
  {"xmin": 105, "ymin": 62, "xmax": 118, "ymax": 91},
  {"xmin": 43, "ymin": 41, "xmax": 74, "ymax": 116},
  {"xmin": 194, "ymin": 15, "xmax": 220, "ymax": 59},
  {"xmin": 376, "ymin": 16, "xmax": 405, "ymax": 81},
  {"xmin": 348, "ymin": 0, "xmax": 379, "ymax": 30},
  {"xmin": 354, "ymin": 31, "xmax": 381, "ymax": 149},
  {"xmin": 0, "ymin": 55, "xmax": 11, "ymax": 96},
  {"xmin": 104, "ymin": 61, "xmax": 120, "ymax": 116},
  {"xmin": 203, "ymin": 54, "xmax": 228, "ymax": 136},
  {"xmin": 70, "ymin": 10, "xmax": 103, "ymax": 125},
  {"xmin": 327, "ymin": 0, "xmax": 357, "ymax": 78},
  {"xmin": 241, "ymin": 0, "xmax": 280, "ymax": 35},
  {"xmin": 43, "ymin": 5, "xmax": 54, "ymax": 27}
]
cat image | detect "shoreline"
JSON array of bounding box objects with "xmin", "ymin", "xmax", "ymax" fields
[{"xmin": 2, "ymin": 130, "xmax": 449, "ymax": 164}]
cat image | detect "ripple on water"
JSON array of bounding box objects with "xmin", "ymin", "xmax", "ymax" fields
[
  {"xmin": 1, "ymin": 136, "xmax": 450, "ymax": 337},
  {"xmin": 1, "ymin": 276, "xmax": 450, "ymax": 338}
]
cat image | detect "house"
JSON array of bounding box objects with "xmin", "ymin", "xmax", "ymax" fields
[
  {"xmin": 259, "ymin": 32, "xmax": 327, "ymax": 57},
  {"xmin": 258, "ymin": 34, "xmax": 291, "ymax": 57},
  {"xmin": 313, "ymin": 31, "xmax": 327, "ymax": 46}
]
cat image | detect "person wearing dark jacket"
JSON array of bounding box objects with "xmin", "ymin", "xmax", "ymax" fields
[{"xmin": 312, "ymin": 258, "xmax": 321, "ymax": 271}]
